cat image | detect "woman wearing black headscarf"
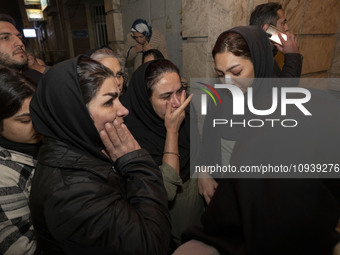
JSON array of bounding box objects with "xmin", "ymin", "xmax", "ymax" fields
[
  {"xmin": 198, "ymin": 25, "xmax": 275, "ymax": 203},
  {"xmin": 122, "ymin": 59, "xmax": 205, "ymax": 250},
  {"xmin": 29, "ymin": 56, "xmax": 170, "ymax": 255},
  {"xmin": 178, "ymin": 26, "xmax": 340, "ymax": 255}
]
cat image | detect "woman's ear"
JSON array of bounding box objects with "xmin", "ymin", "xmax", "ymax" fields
[
  {"xmin": 27, "ymin": 55, "xmax": 35, "ymax": 66},
  {"xmin": 262, "ymin": 24, "xmax": 270, "ymax": 32}
]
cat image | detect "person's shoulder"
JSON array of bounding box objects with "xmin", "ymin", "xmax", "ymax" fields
[
  {"xmin": 151, "ymin": 28, "xmax": 166, "ymax": 44},
  {"xmin": 153, "ymin": 28, "xmax": 163, "ymax": 35},
  {"xmin": 39, "ymin": 139, "xmax": 112, "ymax": 178},
  {"xmin": 0, "ymin": 147, "xmax": 35, "ymax": 167},
  {"xmin": 22, "ymin": 68, "xmax": 43, "ymax": 86},
  {"xmin": 0, "ymin": 150, "xmax": 34, "ymax": 187},
  {"xmin": 0, "ymin": 146, "xmax": 9, "ymax": 159}
]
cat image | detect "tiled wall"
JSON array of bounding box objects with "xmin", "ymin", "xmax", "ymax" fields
[
  {"xmin": 182, "ymin": 0, "xmax": 253, "ymax": 78},
  {"xmin": 182, "ymin": 0, "xmax": 340, "ymax": 90},
  {"xmin": 279, "ymin": 0, "xmax": 340, "ymax": 79}
]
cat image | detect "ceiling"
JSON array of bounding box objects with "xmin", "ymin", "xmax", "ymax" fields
[{"xmin": 0, "ymin": 0, "xmax": 24, "ymax": 31}]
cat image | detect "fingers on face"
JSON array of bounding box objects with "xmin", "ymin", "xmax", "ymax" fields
[
  {"xmin": 180, "ymin": 90, "xmax": 186, "ymax": 104},
  {"xmin": 166, "ymin": 101, "xmax": 172, "ymax": 115},
  {"xmin": 103, "ymin": 122, "xmax": 121, "ymax": 146},
  {"xmin": 118, "ymin": 121, "xmax": 135, "ymax": 143},
  {"xmin": 172, "ymin": 93, "xmax": 192, "ymax": 116},
  {"xmin": 100, "ymin": 125, "xmax": 116, "ymax": 152},
  {"xmin": 179, "ymin": 94, "xmax": 192, "ymax": 111},
  {"xmin": 113, "ymin": 120, "xmax": 126, "ymax": 142}
]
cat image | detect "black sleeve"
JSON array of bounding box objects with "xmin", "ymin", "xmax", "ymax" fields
[
  {"xmin": 44, "ymin": 149, "xmax": 171, "ymax": 255},
  {"xmin": 273, "ymin": 53, "xmax": 303, "ymax": 78}
]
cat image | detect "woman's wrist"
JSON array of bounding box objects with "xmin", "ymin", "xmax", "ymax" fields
[
  {"xmin": 163, "ymin": 151, "xmax": 180, "ymax": 157},
  {"xmin": 165, "ymin": 129, "xmax": 179, "ymax": 136}
]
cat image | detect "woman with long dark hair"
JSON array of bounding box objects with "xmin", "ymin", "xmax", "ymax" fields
[{"xmin": 0, "ymin": 68, "xmax": 41, "ymax": 254}]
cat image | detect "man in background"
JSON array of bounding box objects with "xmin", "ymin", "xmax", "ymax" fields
[
  {"xmin": 0, "ymin": 14, "xmax": 27, "ymax": 71},
  {"xmin": 0, "ymin": 14, "xmax": 42, "ymax": 85},
  {"xmin": 250, "ymin": 2, "xmax": 303, "ymax": 77}
]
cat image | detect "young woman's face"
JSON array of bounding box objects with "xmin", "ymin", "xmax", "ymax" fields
[
  {"xmin": 214, "ymin": 51, "xmax": 255, "ymax": 93},
  {"xmin": 150, "ymin": 72, "xmax": 184, "ymax": 120},
  {"xmin": 87, "ymin": 77, "xmax": 129, "ymax": 132},
  {"xmin": 0, "ymin": 97, "xmax": 42, "ymax": 144},
  {"xmin": 132, "ymin": 32, "xmax": 147, "ymax": 45},
  {"xmin": 99, "ymin": 57, "xmax": 124, "ymax": 94}
]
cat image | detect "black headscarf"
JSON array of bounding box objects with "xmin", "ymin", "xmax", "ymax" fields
[
  {"xmin": 221, "ymin": 25, "xmax": 274, "ymax": 139},
  {"xmin": 30, "ymin": 56, "xmax": 109, "ymax": 162},
  {"xmin": 0, "ymin": 136, "xmax": 41, "ymax": 159},
  {"xmin": 200, "ymin": 26, "xmax": 275, "ymax": 167},
  {"xmin": 230, "ymin": 26, "xmax": 273, "ymax": 78},
  {"xmin": 122, "ymin": 61, "xmax": 191, "ymax": 181}
]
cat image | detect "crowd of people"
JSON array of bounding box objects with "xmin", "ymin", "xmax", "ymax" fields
[{"xmin": 0, "ymin": 2, "xmax": 339, "ymax": 255}]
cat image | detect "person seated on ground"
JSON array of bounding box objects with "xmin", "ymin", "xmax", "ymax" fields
[
  {"xmin": 90, "ymin": 46, "xmax": 127, "ymax": 95},
  {"xmin": 122, "ymin": 59, "xmax": 205, "ymax": 252},
  {"xmin": 29, "ymin": 56, "xmax": 171, "ymax": 255},
  {"xmin": 175, "ymin": 25, "xmax": 340, "ymax": 255},
  {"xmin": 142, "ymin": 48, "xmax": 165, "ymax": 63},
  {"xmin": 124, "ymin": 19, "xmax": 168, "ymax": 70},
  {"xmin": 0, "ymin": 68, "xmax": 42, "ymax": 255}
]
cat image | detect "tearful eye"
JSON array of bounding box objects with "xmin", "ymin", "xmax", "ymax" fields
[
  {"xmin": 232, "ymin": 71, "xmax": 241, "ymax": 76},
  {"xmin": 176, "ymin": 87, "xmax": 185, "ymax": 95},
  {"xmin": 215, "ymin": 70, "xmax": 224, "ymax": 78}
]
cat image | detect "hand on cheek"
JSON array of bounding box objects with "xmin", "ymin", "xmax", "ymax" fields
[
  {"xmin": 164, "ymin": 92, "xmax": 192, "ymax": 133},
  {"xmin": 100, "ymin": 120, "xmax": 141, "ymax": 161}
]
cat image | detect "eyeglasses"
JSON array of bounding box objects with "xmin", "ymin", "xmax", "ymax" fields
[{"xmin": 112, "ymin": 72, "xmax": 124, "ymax": 79}]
